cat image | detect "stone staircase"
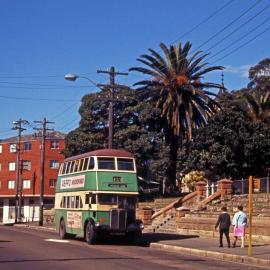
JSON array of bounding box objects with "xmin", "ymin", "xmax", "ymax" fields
[
  {"xmin": 138, "ymin": 197, "xmax": 179, "ymax": 212},
  {"xmin": 150, "ymin": 193, "xmax": 270, "ymax": 243}
]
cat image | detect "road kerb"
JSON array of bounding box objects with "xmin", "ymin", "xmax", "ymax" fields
[{"xmin": 149, "ymin": 243, "xmax": 270, "ymax": 269}]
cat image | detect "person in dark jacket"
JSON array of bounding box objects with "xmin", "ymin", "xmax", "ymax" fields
[{"xmin": 215, "ymin": 206, "xmax": 231, "ymax": 248}]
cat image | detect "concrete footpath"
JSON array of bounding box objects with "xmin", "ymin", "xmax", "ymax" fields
[
  {"xmin": 144, "ymin": 232, "xmax": 270, "ymax": 269},
  {"xmin": 11, "ymin": 224, "xmax": 270, "ymax": 269}
]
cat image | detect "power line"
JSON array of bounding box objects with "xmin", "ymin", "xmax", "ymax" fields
[
  {"xmin": 0, "ymin": 95, "xmax": 79, "ymax": 102},
  {"xmin": 0, "ymin": 72, "xmax": 96, "ymax": 79},
  {"xmin": 194, "ymin": 0, "xmax": 262, "ymax": 51},
  {"xmin": 171, "ymin": 0, "xmax": 236, "ymax": 43},
  {"xmin": 212, "ymin": 25, "xmax": 270, "ymax": 64},
  {"xmin": 208, "ymin": 16, "xmax": 270, "ymax": 61},
  {"xmin": 50, "ymin": 102, "xmax": 80, "ymax": 121},
  {"xmin": 204, "ymin": 2, "xmax": 270, "ymax": 54},
  {"xmin": 131, "ymin": 0, "xmax": 263, "ymax": 77}
]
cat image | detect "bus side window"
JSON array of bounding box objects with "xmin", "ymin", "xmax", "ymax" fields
[
  {"xmin": 91, "ymin": 194, "xmax": 96, "ymax": 204},
  {"xmin": 66, "ymin": 196, "xmax": 70, "ymax": 208},
  {"xmin": 66, "ymin": 162, "xmax": 71, "ymax": 174},
  {"xmin": 60, "ymin": 197, "xmax": 64, "ymax": 208},
  {"xmin": 74, "ymin": 160, "xmax": 79, "ymax": 172},
  {"xmin": 71, "ymin": 196, "xmax": 75, "ymax": 208},
  {"xmin": 79, "ymin": 159, "xmax": 84, "ymax": 172},
  {"xmin": 62, "ymin": 163, "xmax": 67, "ymax": 175},
  {"xmin": 75, "ymin": 196, "xmax": 82, "ymax": 208},
  {"xmin": 70, "ymin": 161, "xmax": 75, "ymax": 173},
  {"xmin": 88, "ymin": 157, "xmax": 94, "ymax": 170},
  {"xmin": 85, "ymin": 194, "xmax": 89, "ymax": 205},
  {"xmin": 83, "ymin": 158, "xmax": 89, "ymax": 171}
]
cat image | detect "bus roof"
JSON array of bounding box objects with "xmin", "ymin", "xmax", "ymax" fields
[{"xmin": 64, "ymin": 148, "xmax": 134, "ymax": 162}]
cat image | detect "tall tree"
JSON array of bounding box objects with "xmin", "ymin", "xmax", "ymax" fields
[{"xmin": 129, "ymin": 42, "xmax": 223, "ymax": 186}]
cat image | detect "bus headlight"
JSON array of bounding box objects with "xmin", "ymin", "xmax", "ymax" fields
[{"xmin": 95, "ymin": 222, "xmax": 100, "ymax": 227}]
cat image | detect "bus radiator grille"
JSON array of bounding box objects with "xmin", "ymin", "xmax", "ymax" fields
[{"xmin": 110, "ymin": 209, "xmax": 127, "ymax": 231}]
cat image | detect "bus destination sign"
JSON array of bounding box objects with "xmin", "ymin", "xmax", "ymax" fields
[{"xmin": 60, "ymin": 175, "xmax": 85, "ymax": 189}]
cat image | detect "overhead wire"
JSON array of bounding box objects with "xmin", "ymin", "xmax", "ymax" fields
[
  {"xmin": 208, "ymin": 16, "xmax": 270, "ymax": 61},
  {"xmin": 130, "ymin": 0, "xmax": 264, "ymax": 77},
  {"xmin": 204, "ymin": 2, "xmax": 270, "ymax": 54},
  {"xmin": 212, "ymin": 24, "xmax": 270, "ymax": 64}
]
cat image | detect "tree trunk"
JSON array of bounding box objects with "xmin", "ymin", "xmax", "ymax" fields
[{"xmin": 166, "ymin": 134, "xmax": 179, "ymax": 188}]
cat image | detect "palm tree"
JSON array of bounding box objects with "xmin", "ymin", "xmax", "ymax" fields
[
  {"xmin": 241, "ymin": 90, "xmax": 270, "ymax": 122},
  {"xmin": 129, "ymin": 41, "xmax": 223, "ymax": 187}
]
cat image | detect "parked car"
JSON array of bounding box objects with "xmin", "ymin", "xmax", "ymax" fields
[{"xmin": 138, "ymin": 177, "xmax": 160, "ymax": 201}]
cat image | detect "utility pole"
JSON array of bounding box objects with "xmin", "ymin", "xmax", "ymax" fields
[
  {"xmin": 248, "ymin": 175, "xmax": 253, "ymax": 256},
  {"xmin": 34, "ymin": 117, "xmax": 54, "ymax": 226},
  {"xmin": 12, "ymin": 119, "xmax": 29, "ymax": 223},
  {"xmin": 97, "ymin": 66, "xmax": 128, "ymax": 148}
]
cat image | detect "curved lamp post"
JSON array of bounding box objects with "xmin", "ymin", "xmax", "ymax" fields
[{"xmin": 65, "ymin": 73, "xmax": 114, "ymax": 148}]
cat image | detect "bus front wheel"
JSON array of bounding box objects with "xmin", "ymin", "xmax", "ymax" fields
[
  {"xmin": 85, "ymin": 220, "xmax": 96, "ymax": 245},
  {"xmin": 59, "ymin": 219, "xmax": 67, "ymax": 239}
]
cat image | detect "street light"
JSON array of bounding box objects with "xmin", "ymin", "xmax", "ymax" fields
[
  {"xmin": 65, "ymin": 72, "xmax": 114, "ymax": 148},
  {"xmin": 65, "ymin": 68, "xmax": 128, "ymax": 149},
  {"xmin": 64, "ymin": 74, "xmax": 78, "ymax": 81}
]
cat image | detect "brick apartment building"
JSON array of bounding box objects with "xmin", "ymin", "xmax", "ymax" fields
[{"xmin": 0, "ymin": 131, "xmax": 65, "ymax": 223}]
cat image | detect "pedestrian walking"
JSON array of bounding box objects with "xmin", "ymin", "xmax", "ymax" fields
[
  {"xmin": 232, "ymin": 205, "xmax": 248, "ymax": 248},
  {"xmin": 215, "ymin": 206, "xmax": 231, "ymax": 248}
]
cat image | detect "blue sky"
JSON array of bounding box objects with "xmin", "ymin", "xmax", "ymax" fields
[{"xmin": 0, "ymin": 0, "xmax": 269, "ymax": 138}]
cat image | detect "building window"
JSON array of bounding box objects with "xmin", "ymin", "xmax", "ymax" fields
[
  {"xmin": 0, "ymin": 163, "xmax": 2, "ymax": 171},
  {"xmin": 23, "ymin": 180, "xmax": 31, "ymax": 189},
  {"xmin": 9, "ymin": 162, "xmax": 16, "ymax": 171},
  {"xmin": 49, "ymin": 179, "xmax": 57, "ymax": 188},
  {"xmin": 22, "ymin": 160, "xmax": 31, "ymax": 171},
  {"xmin": 50, "ymin": 140, "xmax": 60, "ymax": 149},
  {"xmin": 0, "ymin": 145, "xmax": 2, "ymax": 153},
  {"xmin": 10, "ymin": 144, "xmax": 16, "ymax": 153},
  {"xmin": 8, "ymin": 180, "xmax": 15, "ymax": 189},
  {"xmin": 23, "ymin": 142, "xmax": 32, "ymax": 151},
  {"xmin": 50, "ymin": 160, "xmax": 59, "ymax": 169},
  {"xmin": 0, "ymin": 180, "xmax": 2, "ymax": 189}
]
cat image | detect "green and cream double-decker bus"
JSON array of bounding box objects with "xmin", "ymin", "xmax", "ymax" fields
[{"xmin": 55, "ymin": 149, "xmax": 143, "ymax": 244}]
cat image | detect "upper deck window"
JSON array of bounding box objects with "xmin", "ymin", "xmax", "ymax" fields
[
  {"xmin": 117, "ymin": 158, "xmax": 134, "ymax": 171},
  {"xmin": 97, "ymin": 157, "xmax": 115, "ymax": 170}
]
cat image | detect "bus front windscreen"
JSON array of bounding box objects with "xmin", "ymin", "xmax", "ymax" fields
[
  {"xmin": 98, "ymin": 194, "xmax": 137, "ymax": 209},
  {"xmin": 117, "ymin": 158, "xmax": 134, "ymax": 171}
]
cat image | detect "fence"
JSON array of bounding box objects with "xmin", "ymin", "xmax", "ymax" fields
[
  {"xmin": 232, "ymin": 177, "xmax": 270, "ymax": 194},
  {"xmin": 205, "ymin": 176, "xmax": 269, "ymax": 197}
]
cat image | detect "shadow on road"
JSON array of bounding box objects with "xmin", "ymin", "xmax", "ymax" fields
[
  {"xmin": 140, "ymin": 232, "xmax": 199, "ymax": 246},
  {"xmin": 74, "ymin": 232, "xmax": 199, "ymax": 247}
]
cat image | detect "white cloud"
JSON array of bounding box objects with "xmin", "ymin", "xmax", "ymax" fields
[{"xmin": 224, "ymin": 65, "xmax": 252, "ymax": 78}]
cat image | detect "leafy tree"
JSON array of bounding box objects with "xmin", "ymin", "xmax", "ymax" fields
[
  {"xmin": 183, "ymin": 170, "xmax": 205, "ymax": 191},
  {"xmin": 129, "ymin": 41, "xmax": 223, "ymax": 186},
  {"xmin": 64, "ymin": 87, "xmax": 166, "ymax": 179},
  {"xmin": 179, "ymin": 109, "xmax": 270, "ymax": 180}
]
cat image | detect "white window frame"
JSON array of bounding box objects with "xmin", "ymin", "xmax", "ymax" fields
[
  {"xmin": 0, "ymin": 145, "xmax": 2, "ymax": 153},
  {"xmin": 50, "ymin": 140, "xmax": 60, "ymax": 149},
  {"xmin": 23, "ymin": 180, "xmax": 31, "ymax": 189},
  {"xmin": 23, "ymin": 142, "xmax": 32, "ymax": 151},
  {"xmin": 22, "ymin": 160, "xmax": 31, "ymax": 171},
  {"xmin": 50, "ymin": 160, "xmax": 59, "ymax": 169},
  {"xmin": 8, "ymin": 180, "xmax": 15, "ymax": 189},
  {"xmin": 10, "ymin": 143, "xmax": 16, "ymax": 153},
  {"xmin": 49, "ymin": 179, "xmax": 56, "ymax": 188},
  {"xmin": 9, "ymin": 162, "xmax": 16, "ymax": 171}
]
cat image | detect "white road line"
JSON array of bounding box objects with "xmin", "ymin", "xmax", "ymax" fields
[{"xmin": 44, "ymin": 239, "xmax": 70, "ymax": 243}]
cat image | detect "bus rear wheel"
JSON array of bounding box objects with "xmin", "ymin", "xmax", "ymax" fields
[
  {"xmin": 59, "ymin": 219, "xmax": 67, "ymax": 239},
  {"xmin": 85, "ymin": 220, "xmax": 97, "ymax": 245}
]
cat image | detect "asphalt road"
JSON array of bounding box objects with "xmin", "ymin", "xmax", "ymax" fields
[{"xmin": 0, "ymin": 225, "xmax": 267, "ymax": 270}]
